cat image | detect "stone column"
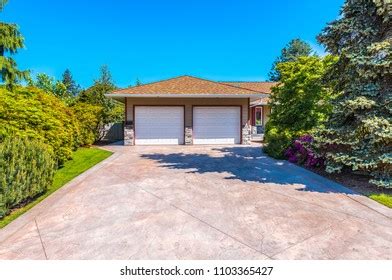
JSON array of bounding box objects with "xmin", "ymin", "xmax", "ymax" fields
[
  {"xmin": 185, "ymin": 126, "xmax": 193, "ymax": 145},
  {"xmin": 124, "ymin": 124, "xmax": 134, "ymax": 146},
  {"xmin": 242, "ymin": 123, "xmax": 251, "ymax": 145}
]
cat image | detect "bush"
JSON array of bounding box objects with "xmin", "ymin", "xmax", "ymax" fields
[
  {"xmin": 0, "ymin": 137, "xmax": 55, "ymax": 218},
  {"xmin": 71, "ymin": 102, "xmax": 103, "ymax": 146},
  {"xmin": 0, "ymin": 86, "xmax": 80, "ymax": 165},
  {"xmin": 263, "ymin": 127, "xmax": 296, "ymax": 159},
  {"xmin": 284, "ymin": 135, "xmax": 324, "ymax": 167}
]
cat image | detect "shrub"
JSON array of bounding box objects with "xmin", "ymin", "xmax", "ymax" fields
[
  {"xmin": 263, "ymin": 127, "xmax": 295, "ymax": 159},
  {"xmin": 284, "ymin": 135, "xmax": 324, "ymax": 168},
  {"xmin": 71, "ymin": 102, "xmax": 103, "ymax": 146},
  {"xmin": 0, "ymin": 137, "xmax": 55, "ymax": 218},
  {"xmin": 0, "ymin": 86, "xmax": 80, "ymax": 165}
]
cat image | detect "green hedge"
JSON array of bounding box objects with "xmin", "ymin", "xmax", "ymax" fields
[
  {"xmin": 0, "ymin": 137, "xmax": 55, "ymax": 218},
  {"xmin": 71, "ymin": 102, "xmax": 103, "ymax": 146},
  {"xmin": 264, "ymin": 127, "xmax": 297, "ymax": 159},
  {"xmin": 0, "ymin": 86, "xmax": 80, "ymax": 165}
]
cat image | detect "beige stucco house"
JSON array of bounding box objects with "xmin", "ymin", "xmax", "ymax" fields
[{"xmin": 106, "ymin": 75, "xmax": 275, "ymax": 145}]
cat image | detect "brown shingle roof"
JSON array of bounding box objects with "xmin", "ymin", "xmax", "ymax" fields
[
  {"xmin": 222, "ymin": 81, "xmax": 278, "ymax": 94},
  {"xmin": 111, "ymin": 76, "xmax": 265, "ymax": 95},
  {"xmin": 250, "ymin": 96, "xmax": 270, "ymax": 106}
]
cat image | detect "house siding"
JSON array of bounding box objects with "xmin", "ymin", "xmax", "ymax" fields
[{"xmin": 124, "ymin": 97, "xmax": 250, "ymax": 145}]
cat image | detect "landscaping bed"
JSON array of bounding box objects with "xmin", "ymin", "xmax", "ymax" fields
[
  {"xmin": 304, "ymin": 166, "xmax": 392, "ymax": 208},
  {"xmin": 0, "ymin": 147, "xmax": 112, "ymax": 228}
]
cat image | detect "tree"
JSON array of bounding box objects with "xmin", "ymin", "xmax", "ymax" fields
[
  {"xmin": 135, "ymin": 78, "xmax": 142, "ymax": 86},
  {"xmin": 315, "ymin": 0, "xmax": 392, "ymax": 188},
  {"xmin": 79, "ymin": 65, "xmax": 116, "ymax": 107},
  {"xmin": 62, "ymin": 69, "xmax": 81, "ymax": 96},
  {"xmin": 0, "ymin": 0, "xmax": 29, "ymax": 90},
  {"xmin": 268, "ymin": 38, "xmax": 313, "ymax": 81},
  {"xmin": 96, "ymin": 65, "xmax": 114, "ymax": 86},
  {"xmin": 264, "ymin": 55, "xmax": 338, "ymax": 158},
  {"xmin": 28, "ymin": 73, "xmax": 70, "ymax": 101},
  {"xmin": 77, "ymin": 65, "xmax": 124, "ymax": 140}
]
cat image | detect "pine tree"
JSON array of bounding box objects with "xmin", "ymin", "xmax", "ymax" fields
[
  {"xmin": 268, "ymin": 38, "xmax": 313, "ymax": 81},
  {"xmin": 62, "ymin": 69, "xmax": 81, "ymax": 96},
  {"xmin": 316, "ymin": 0, "xmax": 392, "ymax": 188},
  {"xmin": 0, "ymin": 0, "xmax": 28, "ymax": 90}
]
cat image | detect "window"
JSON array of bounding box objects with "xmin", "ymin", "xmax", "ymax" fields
[{"xmin": 255, "ymin": 107, "xmax": 263, "ymax": 126}]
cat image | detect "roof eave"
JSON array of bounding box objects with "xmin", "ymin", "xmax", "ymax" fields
[{"xmin": 105, "ymin": 93, "xmax": 267, "ymax": 100}]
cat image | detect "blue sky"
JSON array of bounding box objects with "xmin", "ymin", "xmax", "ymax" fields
[{"xmin": 3, "ymin": 0, "xmax": 344, "ymax": 88}]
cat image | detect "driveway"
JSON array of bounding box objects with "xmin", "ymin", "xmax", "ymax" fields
[{"xmin": 0, "ymin": 144, "xmax": 391, "ymax": 259}]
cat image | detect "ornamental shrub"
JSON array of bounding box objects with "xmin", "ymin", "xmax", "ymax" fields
[
  {"xmin": 71, "ymin": 102, "xmax": 103, "ymax": 146},
  {"xmin": 263, "ymin": 127, "xmax": 295, "ymax": 159},
  {"xmin": 284, "ymin": 135, "xmax": 324, "ymax": 168},
  {"xmin": 0, "ymin": 86, "xmax": 80, "ymax": 165},
  {"xmin": 0, "ymin": 136, "xmax": 55, "ymax": 218}
]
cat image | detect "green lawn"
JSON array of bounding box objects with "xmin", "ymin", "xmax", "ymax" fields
[
  {"xmin": 369, "ymin": 193, "xmax": 392, "ymax": 208},
  {"xmin": 0, "ymin": 147, "xmax": 112, "ymax": 229}
]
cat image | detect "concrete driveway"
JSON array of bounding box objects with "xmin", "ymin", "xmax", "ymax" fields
[{"xmin": 0, "ymin": 144, "xmax": 391, "ymax": 259}]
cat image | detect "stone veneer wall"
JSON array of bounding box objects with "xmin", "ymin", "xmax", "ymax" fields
[
  {"xmin": 124, "ymin": 124, "xmax": 134, "ymax": 146},
  {"xmin": 242, "ymin": 123, "xmax": 251, "ymax": 145},
  {"xmin": 185, "ymin": 126, "xmax": 193, "ymax": 145}
]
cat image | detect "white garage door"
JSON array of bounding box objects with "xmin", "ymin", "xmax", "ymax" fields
[
  {"xmin": 193, "ymin": 106, "xmax": 241, "ymax": 144},
  {"xmin": 135, "ymin": 106, "xmax": 184, "ymax": 145}
]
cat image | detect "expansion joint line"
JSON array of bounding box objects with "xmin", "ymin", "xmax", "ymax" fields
[{"xmin": 34, "ymin": 218, "xmax": 48, "ymax": 260}]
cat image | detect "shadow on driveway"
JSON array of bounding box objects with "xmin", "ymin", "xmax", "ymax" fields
[{"xmin": 141, "ymin": 146, "xmax": 356, "ymax": 195}]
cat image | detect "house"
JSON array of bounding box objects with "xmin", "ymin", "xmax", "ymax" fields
[
  {"xmin": 105, "ymin": 75, "xmax": 275, "ymax": 145},
  {"xmin": 222, "ymin": 81, "xmax": 277, "ymax": 137}
]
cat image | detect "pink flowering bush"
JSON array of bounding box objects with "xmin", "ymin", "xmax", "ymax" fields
[{"xmin": 284, "ymin": 135, "xmax": 324, "ymax": 167}]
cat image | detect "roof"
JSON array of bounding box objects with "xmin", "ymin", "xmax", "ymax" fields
[
  {"xmin": 223, "ymin": 81, "xmax": 278, "ymax": 106},
  {"xmin": 222, "ymin": 81, "xmax": 278, "ymax": 94},
  {"xmin": 250, "ymin": 96, "xmax": 270, "ymax": 106},
  {"xmin": 110, "ymin": 75, "xmax": 266, "ymax": 96}
]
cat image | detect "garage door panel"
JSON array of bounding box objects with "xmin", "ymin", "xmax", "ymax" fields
[
  {"xmin": 135, "ymin": 106, "xmax": 184, "ymax": 145},
  {"xmin": 193, "ymin": 107, "xmax": 241, "ymax": 144}
]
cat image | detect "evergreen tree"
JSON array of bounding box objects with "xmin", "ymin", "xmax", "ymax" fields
[
  {"xmin": 78, "ymin": 65, "xmax": 123, "ymax": 139},
  {"xmin": 0, "ymin": 0, "xmax": 29, "ymax": 90},
  {"xmin": 79, "ymin": 65, "xmax": 116, "ymax": 106},
  {"xmin": 135, "ymin": 78, "xmax": 142, "ymax": 86},
  {"xmin": 268, "ymin": 38, "xmax": 313, "ymax": 81},
  {"xmin": 316, "ymin": 0, "xmax": 392, "ymax": 188},
  {"xmin": 95, "ymin": 65, "xmax": 114, "ymax": 87},
  {"xmin": 62, "ymin": 69, "xmax": 81, "ymax": 96}
]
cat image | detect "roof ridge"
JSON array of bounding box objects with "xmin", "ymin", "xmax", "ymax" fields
[
  {"xmin": 114, "ymin": 75, "xmax": 267, "ymax": 94},
  {"xmin": 222, "ymin": 81, "xmax": 277, "ymax": 83},
  {"xmin": 183, "ymin": 75, "xmax": 265, "ymax": 94},
  {"xmin": 114, "ymin": 75, "xmax": 189, "ymax": 92},
  {"xmin": 216, "ymin": 81, "xmax": 266, "ymax": 94}
]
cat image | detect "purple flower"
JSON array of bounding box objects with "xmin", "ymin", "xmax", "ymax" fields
[{"xmin": 284, "ymin": 134, "xmax": 324, "ymax": 168}]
